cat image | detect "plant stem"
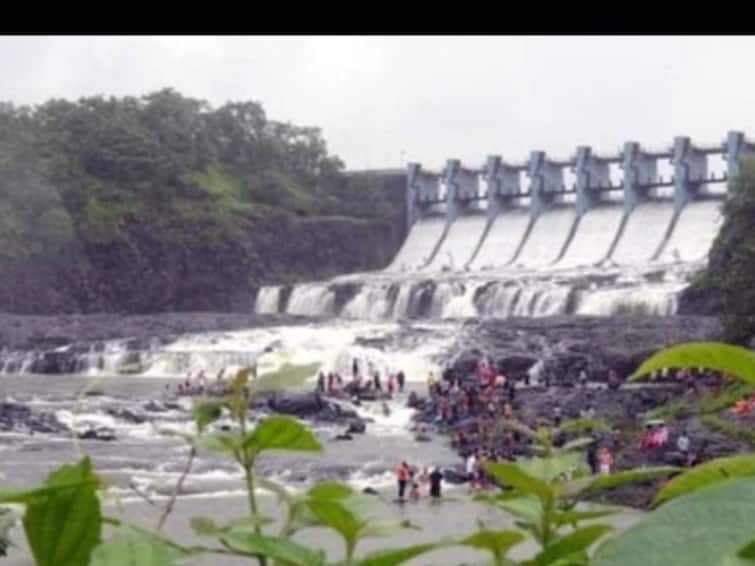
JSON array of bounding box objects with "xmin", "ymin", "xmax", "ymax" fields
[
  {"xmin": 237, "ymin": 390, "xmax": 267, "ymax": 566},
  {"xmin": 157, "ymin": 446, "xmax": 196, "ymax": 532}
]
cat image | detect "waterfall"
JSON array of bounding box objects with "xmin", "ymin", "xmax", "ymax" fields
[
  {"xmin": 285, "ymin": 284, "xmax": 336, "ymax": 317},
  {"xmin": 255, "ymin": 286, "xmax": 281, "ymax": 315},
  {"xmin": 341, "ymin": 284, "xmax": 394, "ymax": 321},
  {"xmin": 434, "ymin": 282, "xmax": 483, "ymax": 319},
  {"xmin": 475, "ymin": 282, "xmax": 572, "ymax": 318},
  {"xmin": 0, "ymin": 350, "xmax": 36, "ymax": 374},
  {"xmin": 575, "ymin": 285, "xmax": 681, "ymax": 316},
  {"xmin": 390, "ymin": 283, "xmax": 413, "ymax": 320}
]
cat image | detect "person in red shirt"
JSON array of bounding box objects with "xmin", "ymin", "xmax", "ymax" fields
[{"xmin": 396, "ymin": 461, "xmax": 411, "ymax": 500}]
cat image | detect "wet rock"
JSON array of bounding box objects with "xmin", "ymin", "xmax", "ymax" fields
[
  {"xmin": 333, "ymin": 433, "xmax": 354, "ymax": 441},
  {"xmin": 106, "ymin": 408, "xmax": 147, "ymax": 424},
  {"xmin": 346, "ymin": 420, "xmax": 366, "ymax": 434},
  {"xmin": 268, "ymin": 392, "xmax": 360, "ymax": 424},
  {"xmin": 0, "ymin": 402, "xmax": 68, "ymax": 434},
  {"xmin": 268, "ymin": 392, "xmax": 324, "ymax": 416},
  {"xmin": 362, "ymin": 487, "xmax": 379, "ymax": 495},
  {"xmin": 78, "ymin": 427, "xmax": 116, "ymax": 441},
  {"xmin": 441, "ymin": 467, "xmax": 468, "ymax": 485},
  {"xmin": 143, "ymin": 400, "xmax": 182, "ymax": 413}
]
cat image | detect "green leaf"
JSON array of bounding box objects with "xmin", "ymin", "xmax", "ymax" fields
[
  {"xmin": 193, "ymin": 431, "xmax": 243, "ymax": 454},
  {"xmin": 18, "ymin": 457, "xmax": 102, "ymax": 566},
  {"xmin": 191, "ymin": 514, "xmax": 272, "ymax": 537},
  {"xmin": 484, "ymin": 462, "xmax": 554, "ymax": 501},
  {"xmin": 654, "ymin": 455, "xmax": 755, "ymax": 506},
  {"xmin": 535, "ymin": 524, "xmax": 613, "ymax": 566},
  {"xmin": 517, "ymin": 452, "xmax": 584, "ymax": 482},
  {"xmin": 552, "ymin": 508, "xmax": 618, "ymax": 527},
  {"xmin": 556, "ymin": 437, "xmax": 595, "ymax": 454},
  {"xmin": 232, "ymin": 367, "xmax": 254, "ymax": 390},
  {"xmin": 353, "ymin": 542, "xmax": 446, "ymax": 566},
  {"xmin": 458, "ymin": 529, "xmax": 525, "ymax": 561},
  {"xmin": 220, "ymin": 531, "xmax": 324, "ymax": 566},
  {"xmin": 304, "ymin": 498, "xmax": 362, "ymax": 548},
  {"xmin": 256, "ymin": 476, "xmax": 293, "ymax": 504},
  {"xmin": 475, "ymin": 494, "xmax": 543, "ymax": 525},
  {"xmin": 593, "ymin": 477, "xmax": 755, "ymax": 566},
  {"xmin": 358, "ymin": 519, "xmax": 420, "ymax": 539},
  {"xmin": 190, "ymin": 516, "xmax": 221, "ymax": 536},
  {"xmin": 246, "ymin": 415, "xmax": 322, "ymax": 454},
  {"xmin": 629, "ymin": 342, "xmax": 755, "ymax": 383},
  {"xmin": 89, "ymin": 526, "xmax": 190, "ymax": 565},
  {"xmin": 740, "ymin": 539, "xmax": 755, "ymax": 559},
  {"xmin": 250, "ymin": 362, "xmax": 321, "ymax": 394},
  {"xmin": 191, "ymin": 399, "xmax": 224, "ymax": 433},
  {"xmin": 307, "ymin": 481, "xmax": 355, "ymax": 501}
]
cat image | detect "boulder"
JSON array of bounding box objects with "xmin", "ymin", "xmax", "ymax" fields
[
  {"xmin": 78, "ymin": 427, "xmax": 116, "ymax": 441},
  {"xmin": 346, "ymin": 420, "xmax": 366, "ymax": 434}
]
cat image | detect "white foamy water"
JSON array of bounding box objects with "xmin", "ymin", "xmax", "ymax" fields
[
  {"xmin": 575, "ymin": 283, "xmax": 683, "ymax": 316},
  {"xmin": 386, "ymin": 216, "xmax": 447, "ymax": 272},
  {"xmin": 255, "ymin": 286, "xmax": 281, "ymax": 315},
  {"xmin": 468, "ymin": 208, "xmax": 530, "ymax": 270},
  {"xmin": 424, "ymin": 214, "xmax": 488, "ymax": 272},
  {"xmin": 63, "ymin": 322, "xmax": 457, "ymax": 384},
  {"xmin": 610, "ymin": 201, "xmax": 676, "ymax": 265},
  {"xmin": 514, "ymin": 206, "xmax": 577, "ymax": 268},
  {"xmin": 285, "ymin": 284, "xmax": 335, "ymax": 317},
  {"xmin": 341, "ymin": 283, "xmax": 395, "ymax": 321},
  {"xmin": 657, "ymin": 199, "xmax": 723, "ymax": 263},
  {"xmin": 476, "ymin": 282, "xmax": 572, "ymax": 318},
  {"xmin": 556, "ymin": 204, "xmax": 624, "ymax": 268}
]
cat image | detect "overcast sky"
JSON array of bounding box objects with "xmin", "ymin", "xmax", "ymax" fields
[{"xmin": 1, "ymin": 35, "xmax": 753, "ymax": 170}]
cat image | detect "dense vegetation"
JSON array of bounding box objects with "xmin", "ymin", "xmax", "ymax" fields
[
  {"xmin": 680, "ymin": 158, "xmax": 755, "ymax": 344},
  {"xmin": 0, "ymin": 90, "xmax": 404, "ymax": 313}
]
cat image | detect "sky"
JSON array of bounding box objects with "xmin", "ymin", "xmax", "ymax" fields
[{"xmin": 1, "ymin": 35, "xmax": 753, "ymax": 171}]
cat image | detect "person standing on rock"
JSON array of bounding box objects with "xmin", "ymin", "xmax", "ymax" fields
[
  {"xmin": 387, "ymin": 374, "xmax": 396, "ymax": 397},
  {"xmin": 586, "ymin": 439, "xmax": 599, "ymax": 475},
  {"xmin": 429, "ymin": 467, "xmax": 443, "ymax": 498},
  {"xmin": 397, "ymin": 370, "xmax": 406, "ymax": 393},
  {"xmin": 466, "ymin": 452, "xmax": 478, "ymax": 487},
  {"xmin": 352, "ymin": 358, "xmax": 359, "ymax": 379},
  {"xmin": 316, "ymin": 371, "xmax": 326, "ymax": 393},
  {"xmin": 373, "ymin": 371, "xmax": 382, "ymax": 392},
  {"xmin": 396, "ymin": 461, "xmax": 411, "ymax": 500}
]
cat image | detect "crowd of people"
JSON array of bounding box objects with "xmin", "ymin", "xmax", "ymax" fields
[
  {"xmin": 316, "ymin": 358, "xmax": 407, "ymax": 399},
  {"xmin": 395, "ymin": 461, "xmax": 444, "ymax": 502}
]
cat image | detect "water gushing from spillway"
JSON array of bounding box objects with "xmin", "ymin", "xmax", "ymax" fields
[
  {"xmin": 255, "ymin": 286, "xmax": 281, "ymax": 315},
  {"xmin": 468, "ymin": 208, "xmax": 530, "ymax": 270},
  {"xmin": 556, "ymin": 204, "xmax": 624, "ymax": 268},
  {"xmin": 656, "ymin": 199, "xmax": 723, "ymax": 263},
  {"xmin": 514, "ymin": 206, "xmax": 576, "ymax": 268},
  {"xmin": 424, "ymin": 215, "xmax": 487, "ymax": 271},
  {"xmin": 609, "ymin": 201, "xmax": 676, "ymax": 265},
  {"xmin": 250, "ymin": 193, "xmax": 722, "ymax": 322},
  {"xmin": 285, "ymin": 284, "xmax": 335, "ymax": 317},
  {"xmin": 386, "ymin": 216, "xmax": 446, "ymax": 272}
]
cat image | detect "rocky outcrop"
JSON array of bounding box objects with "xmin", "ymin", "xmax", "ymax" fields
[
  {"xmin": 447, "ymin": 316, "xmax": 723, "ymax": 383},
  {"xmin": 0, "ymin": 402, "xmax": 68, "ymax": 434},
  {"xmin": 266, "ymin": 391, "xmax": 362, "ymax": 424}
]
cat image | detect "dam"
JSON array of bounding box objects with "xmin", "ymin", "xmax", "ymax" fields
[{"xmin": 255, "ymin": 131, "xmax": 752, "ymax": 321}]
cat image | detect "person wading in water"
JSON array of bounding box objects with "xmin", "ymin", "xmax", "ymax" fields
[
  {"xmin": 396, "ymin": 461, "xmax": 411, "ymax": 501},
  {"xmin": 429, "ymin": 467, "xmax": 443, "ymax": 498}
]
